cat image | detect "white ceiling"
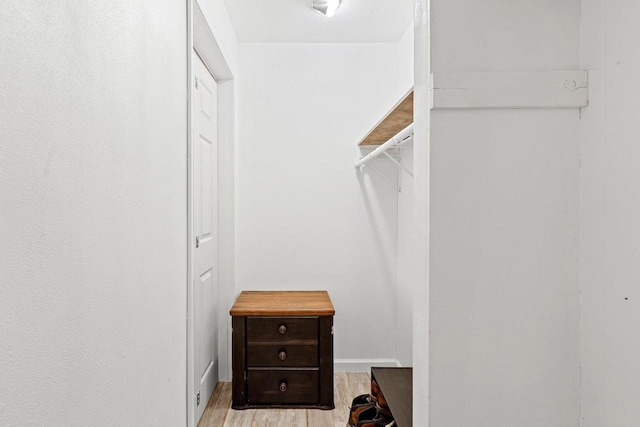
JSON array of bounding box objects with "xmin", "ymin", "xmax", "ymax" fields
[{"xmin": 222, "ymin": 0, "xmax": 414, "ymax": 43}]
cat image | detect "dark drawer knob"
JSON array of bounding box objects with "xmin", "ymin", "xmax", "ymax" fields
[
  {"xmin": 278, "ymin": 324, "xmax": 287, "ymax": 335},
  {"xmin": 278, "ymin": 350, "xmax": 287, "ymax": 361},
  {"xmin": 279, "ymin": 381, "xmax": 287, "ymax": 392}
]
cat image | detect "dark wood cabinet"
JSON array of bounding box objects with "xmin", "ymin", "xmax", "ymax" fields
[{"xmin": 230, "ymin": 291, "xmax": 335, "ymax": 409}]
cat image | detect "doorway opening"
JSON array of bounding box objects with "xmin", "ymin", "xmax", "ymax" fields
[{"xmin": 187, "ymin": 2, "xmax": 235, "ymax": 426}]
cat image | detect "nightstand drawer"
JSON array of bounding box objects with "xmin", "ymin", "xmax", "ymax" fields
[
  {"xmin": 247, "ymin": 344, "xmax": 318, "ymax": 367},
  {"xmin": 247, "ymin": 369, "xmax": 319, "ymax": 404},
  {"xmin": 247, "ymin": 317, "xmax": 318, "ymax": 343}
]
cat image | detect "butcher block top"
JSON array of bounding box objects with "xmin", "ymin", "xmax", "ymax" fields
[{"xmin": 230, "ymin": 291, "xmax": 335, "ymax": 317}]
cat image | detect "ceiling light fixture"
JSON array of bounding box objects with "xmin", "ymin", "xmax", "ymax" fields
[{"xmin": 312, "ymin": 0, "xmax": 341, "ymax": 17}]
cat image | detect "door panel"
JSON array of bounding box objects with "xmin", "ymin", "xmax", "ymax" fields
[
  {"xmin": 199, "ymin": 135, "xmax": 214, "ymax": 242},
  {"xmin": 196, "ymin": 268, "xmax": 214, "ymax": 377},
  {"xmin": 193, "ymin": 52, "xmax": 218, "ymax": 423}
]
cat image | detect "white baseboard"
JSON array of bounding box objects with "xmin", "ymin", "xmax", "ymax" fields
[{"xmin": 334, "ymin": 359, "xmax": 402, "ymax": 373}]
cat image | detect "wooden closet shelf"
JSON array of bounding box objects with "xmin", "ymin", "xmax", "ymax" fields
[{"xmin": 358, "ymin": 88, "xmax": 413, "ymax": 146}]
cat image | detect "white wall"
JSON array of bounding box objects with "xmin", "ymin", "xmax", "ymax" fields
[
  {"xmin": 397, "ymin": 147, "xmax": 415, "ymax": 368},
  {"xmin": 396, "ymin": 22, "xmax": 415, "ymax": 368},
  {"xmin": 397, "ymin": 23, "xmax": 415, "ymax": 95},
  {"xmin": 427, "ymin": 1, "xmax": 581, "ymax": 425},
  {"xmin": 580, "ymin": 1, "xmax": 640, "ymax": 425},
  {"xmin": 236, "ymin": 43, "xmax": 409, "ymax": 368},
  {"xmin": 0, "ymin": 2, "xmax": 187, "ymax": 425}
]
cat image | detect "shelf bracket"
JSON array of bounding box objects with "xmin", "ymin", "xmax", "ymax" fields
[
  {"xmin": 359, "ymin": 163, "xmax": 401, "ymax": 193},
  {"xmin": 382, "ymin": 150, "xmax": 414, "ymax": 178},
  {"xmin": 355, "ymin": 123, "xmax": 414, "ymax": 168}
]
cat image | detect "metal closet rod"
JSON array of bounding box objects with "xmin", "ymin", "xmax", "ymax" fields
[{"xmin": 354, "ymin": 123, "xmax": 414, "ymax": 168}]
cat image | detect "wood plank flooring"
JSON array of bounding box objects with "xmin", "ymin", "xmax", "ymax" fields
[{"xmin": 198, "ymin": 372, "xmax": 370, "ymax": 427}]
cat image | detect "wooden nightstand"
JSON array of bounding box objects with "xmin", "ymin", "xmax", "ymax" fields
[{"xmin": 230, "ymin": 291, "xmax": 335, "ymax": 409}]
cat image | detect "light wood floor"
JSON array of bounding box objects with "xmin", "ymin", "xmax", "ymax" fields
[{"xmin": 197, "ymin": 372, "xmax": 370, "ymax": 427}]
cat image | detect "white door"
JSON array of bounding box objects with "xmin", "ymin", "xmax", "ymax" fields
[{"xmin": 193, "ymin": 53, "xmax": 218, "ymax": 422}]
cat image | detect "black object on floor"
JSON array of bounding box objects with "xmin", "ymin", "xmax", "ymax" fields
[{"xmin": 347, "ymin": 394, "xmax": 377, "ymax": 426}]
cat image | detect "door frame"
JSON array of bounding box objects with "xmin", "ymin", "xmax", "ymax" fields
[
  {"xmin": 413, "ymin": 0, "xmax": 430, "ymax": 424},
  {"xmin": 187, "ymin": 1, "xmax": 235, "ymax": 426}
]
